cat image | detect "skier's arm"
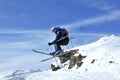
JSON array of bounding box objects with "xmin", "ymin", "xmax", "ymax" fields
[
  {"xmin": 49, "ymin": 31, "xmax": 62, "ymax": 45},
  {"xmin": 54, "ymin": 31, "xmax": 62, "ymax": 42}
]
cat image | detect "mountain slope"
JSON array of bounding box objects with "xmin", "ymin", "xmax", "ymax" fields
[
  {"xmin": 74, "ymin": 34, "xmax": 120, "ymax": 72},
  {"xmin": 1, "ymin": 34, "xmax": 120, "ymax": 80}
]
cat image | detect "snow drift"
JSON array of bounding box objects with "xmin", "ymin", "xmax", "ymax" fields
[{"xmin": 0, "ymin": 34, "xmax": 120, "ymax": 80}]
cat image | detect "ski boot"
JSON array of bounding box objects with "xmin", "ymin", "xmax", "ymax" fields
[
  {"xmin": 55, "ymin": 50, "xmax": 63, "ymax": 55},
  {"xmin": 49, "ymin": 50, "xmax": 63, "ymax": 56}
]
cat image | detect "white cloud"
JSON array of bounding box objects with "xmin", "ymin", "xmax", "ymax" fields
[
  {"xmin": 0, "ymin": 55, "xmax": 44, "ymax": 71},
  {"xmin": 80, "ymin": 0, "xmax": 114, "ymax": 11},
  {"xmin": 0, "ymin": 29, "xmax": 54, "ymax": 52},
  {"xmin": 0, "ymin": 41, "xmax": 32, "ymax": 50},
  {"xmin": 0, "ymin": 29, "xmax": 47, "ymax": 34},
  {"xmin": 61, "ymin": 10, "xmax": 120, "ymax": 29},
  {"xmin": 71, "ymin": 32, "xmax": 105, "ymax": 37}
]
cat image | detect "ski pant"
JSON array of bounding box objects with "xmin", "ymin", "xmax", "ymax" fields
[{"xmin": 54, "ymin": 37, "xmax": 69, "ymax": 51}]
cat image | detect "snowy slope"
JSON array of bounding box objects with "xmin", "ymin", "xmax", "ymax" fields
[
  {"xmin": 1, "ymin": 34, "xmax": 120, "ymax": 80},
  {"xmin": 0, "ymin": 69, "xmax": 41, "ymax": 80}
]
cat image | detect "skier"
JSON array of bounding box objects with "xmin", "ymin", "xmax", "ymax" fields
[{"xmin": 48, "ymin": 27, "xmax": 69, "ymax": 55}]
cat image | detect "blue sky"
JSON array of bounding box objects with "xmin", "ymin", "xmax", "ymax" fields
[{"xmin": 0, "ymin": 0, "xmax": 120, "ymax": 71}]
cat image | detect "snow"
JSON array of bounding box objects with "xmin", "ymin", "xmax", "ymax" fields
[{"xmin": 0, "ymin": 34, "xmax": 120, "ymax": 80}]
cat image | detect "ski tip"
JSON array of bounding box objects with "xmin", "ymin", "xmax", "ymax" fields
[
  {"xmin": 40, "ymin": 59, "xmax": 48, "ymax": 62},
  {"xmin": 32, "ymin": 49, "xmax": 37, "ymax": 52},
  {"xmin": 32, "ymin": 49, "xmax": 39, "ymax": 53},
  {"xmin": 40, "ymin": 60, "xmax": 44, "ymax": 62}
]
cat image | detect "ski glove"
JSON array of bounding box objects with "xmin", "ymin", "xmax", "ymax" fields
[{"xmin": 48, "ymin": 42, "xmax": 53, "ymax": 46}]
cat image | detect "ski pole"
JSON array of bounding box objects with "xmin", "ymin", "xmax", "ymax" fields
[
  {"xmin": 47, "ymin": 45, "xmax": 53, "ymax": 52},
  {"xmin": 69, "ymin": 37, "xmax": 75, "ymax": 48}
]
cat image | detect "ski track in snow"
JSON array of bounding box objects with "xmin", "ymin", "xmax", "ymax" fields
[{"xmin": 0, "ymin": 34, "xmax": 120, "ymax": 80}]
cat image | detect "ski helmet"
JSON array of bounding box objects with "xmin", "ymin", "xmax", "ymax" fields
[{"xmin": 51, "ymin": 27, "xmax": 56, "ymax": 32}]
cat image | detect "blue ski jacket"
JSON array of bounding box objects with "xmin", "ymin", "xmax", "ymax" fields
[{"xmin": 51, "ymin": 27, "xmax": 68, "ymax": 44}]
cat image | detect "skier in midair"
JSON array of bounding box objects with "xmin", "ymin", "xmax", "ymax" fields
[{"xmin": 48, "ymin": 27, "xmax": 69, "ymax": 55}]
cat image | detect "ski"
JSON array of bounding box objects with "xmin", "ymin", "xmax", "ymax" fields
[
  {"xmin": 33, "ymin": 49, "xmax": 79, "ymax": 62},
  {"xmin": 40, "ymin": 54, "xmax": 62, "ymax": 62},
  {"xmin": 41, "ymin": 56, "xmax": 55, "ymax": 62},
  {"xmin": 40, "ymin": 52, "xmax": 68, "ymax": 62},
  {"xmin": 32, "ymin": 49, "xmax": 51, "ymax": 56}
]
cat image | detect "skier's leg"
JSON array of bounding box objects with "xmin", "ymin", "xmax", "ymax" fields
[
  {"xmin": 50, "ymin": 43, "xmax": 62, "ymax": 55},
  {"xmin": 51, "ymin": 43, "xmax": 63, "ymax": 55},
  {"xmin": 54, "ymin": 43, "xmax": 62, "ymax": 51},
  {"xmin": 58, "ymin": 37, "xmax": 69, "ymax": 45}
]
